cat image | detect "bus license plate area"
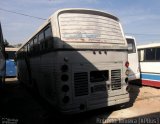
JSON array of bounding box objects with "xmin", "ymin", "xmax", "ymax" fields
[{"xmin": 90, "ymin": 70, "xmax": 109, "ymax": 83}]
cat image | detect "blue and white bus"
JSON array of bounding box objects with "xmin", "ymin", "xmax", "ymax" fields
[
  {"xmin": 5, "ymin": 47, "xmax": 18, "ymax": 77},
  {"xmin": 138, "ymin": 43, "xmax": 160, "ymax": 88}
]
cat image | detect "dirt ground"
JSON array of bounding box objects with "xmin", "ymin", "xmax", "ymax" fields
[{"xmin": 0, "ymin": 78, "xmax": 160, "ymax": 124}]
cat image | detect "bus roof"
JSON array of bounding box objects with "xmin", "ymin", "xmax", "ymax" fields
[
  {"xmin": 51, "ymin": 8, "xmax": 119, "ymax": 21},
  {"xmin": 5, "ymin": 47, "xmax": 19, "ymax": 51},
  {"xmin": 125, "ymin": 35, "xmax": 136, "ymax": 40},
  {"xmin": 137, "ymin": 43, "xmax": 160, "ymax": 49},
  {"xmin": 17, "ymin": 8, "xmax": 120, "ymax": 52}
]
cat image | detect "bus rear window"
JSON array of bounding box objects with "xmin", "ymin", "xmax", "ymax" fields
[{"xmin": 59, "ymin": 13, "xmax": 125, "ymax": 44}]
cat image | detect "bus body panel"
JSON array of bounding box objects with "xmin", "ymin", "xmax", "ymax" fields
[
  {"xmin": 140, "ymin": 63, "xmax": 160, "ymax": 88},
  {"xmin": 19, "ymin": 50, "xmax": 129, "ymax": 113}
]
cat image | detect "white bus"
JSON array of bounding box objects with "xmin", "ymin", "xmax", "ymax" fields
[
  {"xmin": 16, "ymin": 8, "xmax": 130, "ymax": 114},
  {"xmin": 126, "ymin": 36, "xmax": 140, "ymax": 82},
  {"xmin": 138, "ymin": 43, "xmax": 160, "ymax": 88}
]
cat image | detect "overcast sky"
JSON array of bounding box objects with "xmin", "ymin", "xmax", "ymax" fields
[{"xmin": 1, "ymin": 0, "xmax": 160, "ymax": 45}]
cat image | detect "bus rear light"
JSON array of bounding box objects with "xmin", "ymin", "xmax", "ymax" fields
[
  {"xmin": 62, "ymin": 96, "xmax": 70, "ymax": 104},
  {"xmin": 61, "ymin": 65, "xmax": 68, "ymax": 72},
  {"xmin": 61, "ymin": 74, "xmax": 69, "ymax": 81},
  {"xmin": 62, "ymin": 85, "xmax": 69, "ymax": 92},
  {"xmin": 125, "ymin": 61, "xmax": 129, "ymax": 68},
  {"xmin": 64, "ymin": 57, "xmax": 69, "ymax": 62}
]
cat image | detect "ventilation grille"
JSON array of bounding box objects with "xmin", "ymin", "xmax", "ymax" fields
[
  {"xmin": 111, "ymin": 69, "xmax": 121, "ymax": 90},
  {"xmin": 74, "ymin": 72, "xmax": 89, "ymax": 97}
]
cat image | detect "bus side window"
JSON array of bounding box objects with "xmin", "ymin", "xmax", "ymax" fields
[
  {"xmin": 22, "ymin": 48, "xmax": 25, "ymax": 58},
  {"xmin": 27, "ymin": 43, "xmax": 30, "ymax": 54},
  {"xmin": 38, "ymin": 31, "xmax": 45, "ymax": 51},
  {"xmin": 44, "ymin": 26, "xmax": 53, "ymax": 50},
  {"xmin": 33, "ymin": 36, "xmax": 38, "ymax": 53},
  {"xmin": 24, "ymin": 45, "xmax": 27, "ymax": 53},
  {"xmin": 156, "ymin": 48, "xmax": 160, "ymax": 60},
  {"xmin": 139, "ymin": 49, "xmax": 144, "ymax": 61},
  {"xmin": 145, "ymin": 48, "xmax": 156, "ymax": 61},
  {"xmin": 30, "ymin": 40, "xmax": 34, "ymax": 54}
]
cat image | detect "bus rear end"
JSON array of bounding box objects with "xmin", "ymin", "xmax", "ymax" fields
[{"xmin": 54, "ymin": 9, "xmax": 129, "ymax": 113}]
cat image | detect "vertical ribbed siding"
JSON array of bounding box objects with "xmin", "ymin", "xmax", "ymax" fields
[
  {"xmin": 111, "ymin": 69, "xmax": 121, "ymax": 90},
  {"xmin": 74, "ymin": 72, "xmax": 88, "ymax": 97}
]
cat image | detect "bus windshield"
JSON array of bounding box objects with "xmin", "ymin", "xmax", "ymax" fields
[
  {"xmin": 127, "ymin": 38, "xmax": 136, "ymax": 53},
  {"xmin": 59, "ymin": 12, "xmax": 125, "ymax": 44}
]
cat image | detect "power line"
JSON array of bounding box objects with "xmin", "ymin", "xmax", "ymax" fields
[
  {"xmin": 126, "ymin": 33, "xmax": 160, "ymax": 36},
  {"xmin": 1, "ymin": 8, "xmax": 160, "ymax": 36},
  {"xmin": 0, "ymin": 8, "xmax": 46, "ymax": 20}
]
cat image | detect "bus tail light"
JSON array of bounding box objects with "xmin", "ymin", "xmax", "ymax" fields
[
  {"xmin": 64, "ymin": 57, "xmax": 69, "ymax": 62},
  {"xmin": 61, "ymin": 74, "xmax": 69, "ymax": 81},
  {"xmin": 63, "ymin": 96, "xmax": 70, "ymax": 103},
  {"xmin": 62, "ymin": 85, "xmax": 69, "ymax": 92},
  {"xmin": 125, "ymin": 61, "xmax": 129, "ymax": 68},
  {"xmin": 61, "ymin": 65, "xmax": 68, "ymax": 72}
]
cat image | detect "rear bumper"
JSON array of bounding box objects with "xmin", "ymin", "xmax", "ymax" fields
[
  {"xmin": 59, "ymin": 93, "xmax": 129, "ymax": 114},
  {"xmin": 87, "ymin": 93, "xmax": 129, "ymax": 110}
]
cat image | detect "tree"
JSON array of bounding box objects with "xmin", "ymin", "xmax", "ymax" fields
[
  {"xmin": 4, "ymin": 39, "xmax": 9, "ymax": 47},
  {"xmin": 4, "ymin": 39, "xmax": 14, "ymax": 47}
]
